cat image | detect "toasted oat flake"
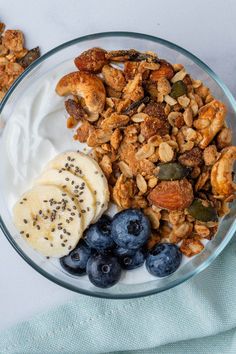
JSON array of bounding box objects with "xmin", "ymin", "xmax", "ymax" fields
[
  {"xmin": 158, "ymin": 142, "xmax": 174, "ymax": 162},
  {"xmin": 136, "ymin": 174, "xmax": 147, "ymax": 194}
]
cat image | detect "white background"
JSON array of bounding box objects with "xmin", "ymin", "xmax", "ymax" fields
[{"xmin": 0, "ymin": 0, "xmax": 236, "ymax": 331}]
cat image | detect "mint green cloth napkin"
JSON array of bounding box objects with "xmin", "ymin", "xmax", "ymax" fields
[{"xmin": 1, "ymin": 237, "xmax": 236, "ymax": 354}]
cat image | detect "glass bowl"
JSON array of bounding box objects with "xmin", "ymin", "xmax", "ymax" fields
[{"xmin": 0, "ymin": 32, "xmax": 236, "ymax": 299}]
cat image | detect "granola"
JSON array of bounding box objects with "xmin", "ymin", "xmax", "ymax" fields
[
  {"xmin": 57, "ymin": 47, "xmax": 236, "ymax": 258},
  {"xmin": 0, "ymin": 22, "xmax": 40, "ymax": 100}
]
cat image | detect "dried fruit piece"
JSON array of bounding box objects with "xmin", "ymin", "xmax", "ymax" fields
[
  {"xmin": 188, "ymin": 199, "xmax": 218, "ymax": 222},
  {"xmin": 178, "ymin": 147, "xmax": 203, "ymax": 167},
  {"xmin": 148, "ymin": 179, "xmax": 194, "ymax": 211},
  {"xmin": 141, "ymin": 101, "xmax": 169, "ymax": 139},
  {"xmin": 65, "ymin": 99, "xmax": 88, "ymax": 120},
  {"xmin": 156, "ymin": 162, "xmax": 190, "ymax": 181},
  {"xmin": 17, "ymin": 47, "xmax": 40, "ymax": 68},
  {"xmin": 74, "ymin": 47, "xmax": 107, "ymax": 73},
  {"xmin": 170, "ymin": 80, "xmax": 187, "ymax": 99}
]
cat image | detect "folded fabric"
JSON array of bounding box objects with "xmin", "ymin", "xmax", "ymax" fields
[{"xmin": 0, "ymin": 237, "xmax": 235, "ymax": 354}]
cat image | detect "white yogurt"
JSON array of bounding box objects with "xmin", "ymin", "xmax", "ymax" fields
[{"xmin": 0, "ymin": 60, "xmax": 191, "ymax": 285}]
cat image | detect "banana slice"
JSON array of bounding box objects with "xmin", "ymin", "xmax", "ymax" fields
[
  {"xmin": 45, "ymin": 151, "xmax": 109, "ymax": 222},
  {"xmin": 35, "ymin": 169, "xmax": 95, "ymax": 230},
  {"xmin": 13, "ymin": 185, "xmax": 83, "ymax": 257}
]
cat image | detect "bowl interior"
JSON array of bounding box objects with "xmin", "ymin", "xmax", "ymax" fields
[{"xmin": 0, "ymin": 32, "xmax": 236, "ymax": 298}]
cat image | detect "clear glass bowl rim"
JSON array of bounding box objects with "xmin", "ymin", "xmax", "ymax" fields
[{"xmin": 0, "ymin": 31, "xmax": 236, "ymax": 299}]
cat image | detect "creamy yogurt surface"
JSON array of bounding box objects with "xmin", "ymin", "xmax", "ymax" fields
[{"xmin": 0, "ymin": 60, "xmax": 192, "ymax": 285}]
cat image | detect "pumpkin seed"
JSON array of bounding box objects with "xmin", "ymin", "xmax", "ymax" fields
[
  {"xmin": 156, "ymin": 162, "xmax": 190, "ymax": 181},
  {"xmin": 188, "ymin": 199, "xmax": 218, "ymax": 222},
  {"xmin": 170, "ymin": 80, "xmax": 187, "ymax": 99}
]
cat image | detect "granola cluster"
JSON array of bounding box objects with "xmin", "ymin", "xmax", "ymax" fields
[
  {"xmin": 0, "ymin": 22, "xmax": 40, "ymax": 100},
  {"xmin": 57, "ymin": 48, "xmax": 236, "ymax": 257}
]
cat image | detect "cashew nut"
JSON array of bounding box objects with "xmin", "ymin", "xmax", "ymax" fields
[
  {"xmin": 194, "ymin": 100, "xmax": 227, "ymax": 149},
  {"xmin": 211, "ymin": 146, "xmax": 236, "ymax": 196},
  {"xmin": 56, "ymin": 71, "xmax": 106, "ymax": 114}
]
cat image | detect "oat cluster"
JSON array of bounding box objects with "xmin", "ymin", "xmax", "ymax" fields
[
  {"xmin": 57, "ymin": 48, "xmax": 236, "ymax": 257},
  {"xmin": 0, "ymin": 22, "xmax": 40, "ymax": 100}
]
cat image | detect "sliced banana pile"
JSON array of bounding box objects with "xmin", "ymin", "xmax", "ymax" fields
[{"xmin": 13, "ymin": 151, "xmax": 110, "ymax": 257}]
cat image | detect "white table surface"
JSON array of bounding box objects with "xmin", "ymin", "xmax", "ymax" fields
[{"xmin": 0, "ymin": 0, "xmax": 236, "ymax": 332}]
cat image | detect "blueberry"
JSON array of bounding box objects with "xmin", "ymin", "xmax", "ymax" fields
[
  {"xmin": 86, "ymin": 253, "xmax": 121, "ymax": 288},
  {"xmin": 119, "ymin": 249, "xmax": 146, "ymax": 270},
  {"xmin": 60, "ymin": 240, "xmax": 91, "ymax": 276},
  {"xmin": 111, "ymin": 209, "xmax": 150, "ymax": 250},
  {"xmin": 84, "ymin": 215, "xmax": 115, "ymax": 251},
  {"xmin": 146, "ymin": 243, "xmax": 182, "ymax": 277}
]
